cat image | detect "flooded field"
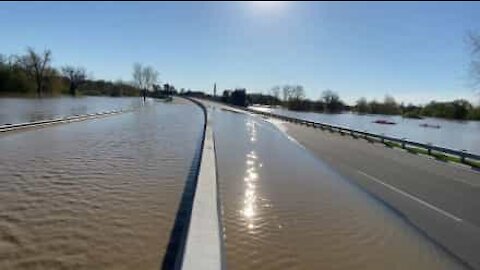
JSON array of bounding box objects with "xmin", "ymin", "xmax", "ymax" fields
[
  {"xmin": 251, "ymin": 106, "xmax": 480, "ymax": 155},
  {"xmin": 211, "ymin": 107, "xmax": 466, "ymax": 270},
  {"xmin": 0, "ymin": 96, "xmax": 144, "ymax": 125},
  {"xmin": 0, "ymin": 99, "xmax": 204, "ymax": 269}
]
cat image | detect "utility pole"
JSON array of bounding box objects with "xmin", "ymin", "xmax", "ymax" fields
[{"xmin": 213, "ymin": 83, "xmax": 217, "ymax": 97}]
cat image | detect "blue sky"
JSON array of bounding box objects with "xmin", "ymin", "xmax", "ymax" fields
[{"xmin": 1, "ymin": 1, "xmax": 480, "ymax": 105}]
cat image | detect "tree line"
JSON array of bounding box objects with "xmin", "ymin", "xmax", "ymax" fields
[
  {"xmin": 354, "ymin": 96, "xmax": 480, "ymax": 120},
  {"xmin": 247, "ymin": 86, "xmax": 480, "ymax": 120},
  {"xmin": 0, "ymin": 48, "xmax": 143, "ymax": 97},
  {"xmin": 261, "ymin": 85, "xmax": 345, "ymax": 113}
]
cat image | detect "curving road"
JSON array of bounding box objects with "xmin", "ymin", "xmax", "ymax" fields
[
  {"xmin": 281, "ymin": 120, "xmax": 480, "ymax": 269},
  {"xmin": 201, "ymin": 99, "xmax": 473, "ymax": 270}
]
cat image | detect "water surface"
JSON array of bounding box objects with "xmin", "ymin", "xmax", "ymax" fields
[
  {"xmin": 0, "ymin": 96, "xmax": 145, "ymax": 125},
  {"xmin": 251, "ymin": 106, "xmax": 480, "ymax": 155},
  {"xmin": 0, "ymin": 99, "xmax": 204, "ymax": 269},
  {"xmin": 212, "ymin": 107, "xmax": 465, "ymax": 270}
]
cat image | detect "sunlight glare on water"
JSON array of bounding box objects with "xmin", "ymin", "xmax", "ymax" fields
[{"xmin": 213, "ymin": 108, "xmax": 466, "ymax": 270}]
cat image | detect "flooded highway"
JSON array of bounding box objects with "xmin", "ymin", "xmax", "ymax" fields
[
  {"xmin": 0, "ymin": 99, "xmax": 204, "ymax": 269},
  {"xmin": 211, "ymin": 106, "xmax": 466, "ymax": 270},
  {"xmin": 250, "ymin": 106, "xmax": 480, "ymax": 155},
  {"xmin": 0, "ymin": 97, "xmax": 471, "ymax": 270},
  {"xmin": 0, "ymin": 96, "xmax": 144, "ymax": 125}
]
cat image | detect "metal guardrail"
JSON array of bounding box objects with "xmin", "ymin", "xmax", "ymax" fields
[
  {"xmin": 242, "ymin": 107, "xmax": 480, "ymax": 165},
  {"xmin": 0, "ymin": 109, "xmax": 133, "ymax": 133}
]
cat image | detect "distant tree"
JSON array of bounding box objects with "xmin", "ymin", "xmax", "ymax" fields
[
  {"xmin": 17, "ymin": 48, "xmax": 52, "ymax": 96},
  {"xmin": 468, "ymin": 106, "xmax": 480, "ymax": 120},
  {"xmin": 143, "ymin": 66, "xmax": 159, "ymax": 91},
  {"xmin": 291, "ymin": 85, "xmax": 305, "ymax": 100},
  {"xmin": 222, "ymin": 90, "xmax": 232, "ymax": 103},
  {"xmin": 321, "ymin": 89, "xmax": 343, "ymax": 113},
  {"xmin": 421, "ymin": 99, "xmax": 472, "ymax": 120},
  {"xmin": 132, "ymin": 63, "xmax": 159, "ymax": 100},
  {"xmin": 368, "ymin": 100, "xmax": 381, "ymax": 114},
  {"xmin": 282, "ymin": 85, "xmax": 292, "ymax": 102},
  {"xmin": 231, "ymin": 88, "xmax": 247, "ymax": 106},
  {"xmin": 270, "ymin": 86, "xmax": 280, "ymax": 103},
  {"xmin": 452, "ymin": 99, "xmax": 472, "ymax": 119},
  {"xmin": 133, "ymin": 63, "xmax": 145, "ymax": 90},
  {"xmin": 382, "ymin": 95, "xmax": 400, "ymax": 115},
  {"xmin": 356, "ymin": 97, "xmax": 369, "ymax": 114},
  {"xmin": 62, "ymin": 66, "xmax": 86, "ymax": 96},
  {"xmin": 285, "ymin": 85, "xmax": 305, "ymax": 110},
  {"xmin": 163, "ymin": 83, "xmax": 171, "ymax": 94}
]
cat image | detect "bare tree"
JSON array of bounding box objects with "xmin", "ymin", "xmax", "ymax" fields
[
  {"xmin": 290, "ymin": 85, "xmax": 305, "ymax": 101},
  {"xmin": 321, "ymin": 89, "xmax": 343, "ymax": 113},
  {"xmin": 143, "ymin": 66, "xmax": 159, "ymax": 91},
  {"xmin": 270, "ymin": 86, "xmax": 280, "ymax": 100},
  {"xmin": 18, "ymin": 48, "xmax": 52, "ymax": 96},
  {"xmin": 132, "ymin": 63, "xmax": 159, "ymax": 101},
  {"xmin": 282, "ymin": 85, "xmax": 293, "ymax": 102},
  {"xmin": 62, "ymin": 66, "xmax": 86, "ymax": 96},
  {"xmin": 133, "ymin": 63, "xmax": 145, "ymax": 90}
]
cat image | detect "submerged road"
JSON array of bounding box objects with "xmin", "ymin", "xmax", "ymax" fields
[
  {"xmin": 204, "ymin": 99, "xmax": 480, "ymax": 269},
  {"xmin": 0, "ymin": 99, "xmax": 204, "ymax": 269},
  {"xmin": 1, "ymin": 96, "xmax": 478, "ymax": 269},
  {"xmin": 201, "ymin": 100, "xmax": 470, "ymax": 270},
  {"xmin": 282, "ymin": 121, "xmax": 480, "ymax": 269}
]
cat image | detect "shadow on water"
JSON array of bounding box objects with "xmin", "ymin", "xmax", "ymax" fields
[{"xmin": 161, "ymin": 99, "xmax": 207, "ymax": 270}]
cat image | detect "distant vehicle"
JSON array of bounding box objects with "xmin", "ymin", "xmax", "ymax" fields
[
  {"xmin": 373, "ymin": 119, "xmax": 396, "ymax": 125},
  {"xmin": 419, "ymin": 123, "xmax": 441, "ymax": 129}
]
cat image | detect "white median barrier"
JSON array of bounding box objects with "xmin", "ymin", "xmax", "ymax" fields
[{"xmin": 181, "ymin": 115, "xmax": 222, "ymax": 270}]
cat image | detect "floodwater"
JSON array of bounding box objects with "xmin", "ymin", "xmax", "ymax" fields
[
  {"xmin": 0, "ymin": 96, "xmax": 144, "ymax": 125},
  {"xmin": 0, "ymin": 99, "xmax": 204, "ymax": 269},
  {"xmin": 212, "ymin": 107, "xmax": 466, "ymax": 270},
  {"xmin": 251, "ymin": 106, "xmax": 480, "ymax": 155}
]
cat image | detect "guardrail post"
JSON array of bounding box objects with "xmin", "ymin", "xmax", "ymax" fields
[
  {"xmin": 401, "ymin": 138, "xmax": 406, "ymax": 149},
  {"xmin": 460, "ymin": 150, "xmax": 467, "ymax": 164},
  {"xmin": 427, "ymin": 143, "xmax": 432, "ymax": 156}
]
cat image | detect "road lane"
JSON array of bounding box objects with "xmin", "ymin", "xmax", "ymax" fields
[
  {"xmin": 203, "ymin": 100, "xmax": 467, "ymax": 270},
  {"xmin": 276, "ymin": 119, "xmax": 480, "ymax": 269},
  {"xmin": 356, "ymin": 170, "xmax": 463, "ymax": 222}
]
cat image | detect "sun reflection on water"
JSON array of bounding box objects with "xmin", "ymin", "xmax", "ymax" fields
[{"xmin": 243, "ymin": 119, "xmax": 260, "ymax": 232}]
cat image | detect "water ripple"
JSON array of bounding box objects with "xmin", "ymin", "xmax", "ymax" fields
[{"xmin": 0, "ymin": 101, "xmax": 203, "ymax": 269}]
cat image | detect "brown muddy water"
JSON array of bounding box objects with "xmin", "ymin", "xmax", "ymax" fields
[
  {"xmin": 0, "ymin": 99, "xmax": 204, "ymax": 269},
  {"xmin": 211, "ymin": 107, "xmax": 466, "ymax": 270}
]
